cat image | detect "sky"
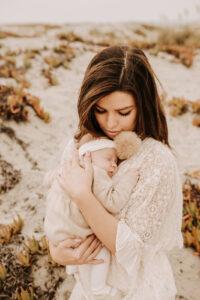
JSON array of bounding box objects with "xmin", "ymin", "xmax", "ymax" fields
[{"xmin": 0, "ymin": 0, "xmax": 200, "ymax": 25}]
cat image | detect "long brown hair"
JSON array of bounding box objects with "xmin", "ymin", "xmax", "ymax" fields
[{"xmin": 75, "ymin": 46, "xmax": 170, "ymax": 147}]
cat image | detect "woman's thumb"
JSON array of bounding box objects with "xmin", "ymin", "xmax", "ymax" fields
[{"xmin": 84, "ymin": 151, "xmax": 92, "ymax": 171}]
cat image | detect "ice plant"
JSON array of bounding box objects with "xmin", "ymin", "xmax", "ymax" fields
[
  {"xmin": 0, "ymin": 225, "xmax": 12, "ymax": 243},
  {"xmin": 56, "ymin": 32, "xmax": 83, "ymax": 42},
  {"xmin": 44, "ymin": 251, "xmax": 58, "ymax": 267},
  {"xmin": 44, "ymin": 56, "xmax": 62, "ymax": 68},
  {"xmin": 0, "ymin": 57, "xmax": 30, "ymax": 87},
  {"xmin": 16, "ymin": 249, "xmax": 32, "ymax": 267},
  {"xmin": 0, "ymin": 85, "xmax": 50, "ymax": 122},
  {"xmin": 182, "ymin": 180, "xmax": 200, "ymax": 255},
  {"xmin": 0, "ymin": 264, "xmax": 7, "ymax": 280},
  {"xmin": 23, "ymin": 236, "xmax": 40, "ymax": 254},
  {"xmin": 0, "ymin": 215, "xmax": 24, "ymax": 244},
  {"xmin": 192, "ymin": 100, "xmax": 200, "ymax": 114},
  {"xmin": 39, "ymin": 236, "xmax": 48, "ymax": 255},
  {"xmin": 16, "ymin": 286, "xmax": 34, "ymax": 300},
  {"xmin": 42, "ymin": 69, "xmax": 58, "ymax": 86},
  {"xmin": 192, "ymin": 116, "xmax": 200, "ymax": 127},
  {"xmin": 167, "ymin": 97, "xmax": 189, "ymax": 116}
]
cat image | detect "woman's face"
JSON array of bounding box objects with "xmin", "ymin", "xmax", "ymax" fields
[{"xmin": 94, "ymin": 91, "xmax": 137, "ymax": 139}]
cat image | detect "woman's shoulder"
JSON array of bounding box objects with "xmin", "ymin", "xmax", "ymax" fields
[{"xmin": 142, "ymin": 137, "xmax": 177, "ymax": 168}]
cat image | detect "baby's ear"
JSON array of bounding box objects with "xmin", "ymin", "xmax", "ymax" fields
[
  {"xmin": 78, "ymin": 133, "xmax": 95, "ymax": 148},
  {"xmin": 114, "ymin": 131, "xmax": 141, "ymax": 160}
]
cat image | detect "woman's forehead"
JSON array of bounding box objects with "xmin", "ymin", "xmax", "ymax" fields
[{"xmin": 96, "ymin": 91, "xmax": 135, "ymax": 110}]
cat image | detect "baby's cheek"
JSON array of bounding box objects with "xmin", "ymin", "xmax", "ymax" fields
[{"xmin": 113, "ymin": 168, "xmax": 118, "ymax": 175}]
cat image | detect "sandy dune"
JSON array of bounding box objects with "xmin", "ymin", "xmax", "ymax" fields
[{"xmin": 0, "ymin": 23, "xmax": 200, "ymax": 299}]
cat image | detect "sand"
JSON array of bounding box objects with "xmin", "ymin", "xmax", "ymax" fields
[{"xmin": 0, "ymin": 23, "xmax": 200, "ymax": 299}]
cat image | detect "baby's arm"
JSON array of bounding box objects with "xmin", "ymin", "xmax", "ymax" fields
[{"xmin": 92, "ymin": 166, "xmax": 139, "ymax": 214}]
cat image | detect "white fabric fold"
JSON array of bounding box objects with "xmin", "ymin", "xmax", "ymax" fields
[{"xmin": 79, "ymin": 139, "xmax": 116, "ymax": 157}]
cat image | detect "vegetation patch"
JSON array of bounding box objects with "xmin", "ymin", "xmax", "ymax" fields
[
  {"xmin": 0, "ymin": 216, "xmax": 66, "ymax": 299},
  {"xmin": 0, "ymin": 85, "xmax": 50, "ymax": 122},
  {"xmin": 0, "ymin": 57, "xmax": 30, "ymax": 88},
  {"xmin": 166, "ymin": 97, "xmax": 200, "ymax": 127},
  {"xmin": 182, "ymin": 178, "xmax": 200, "ymax": 255},
  {"xmin": 0, "ymin": 156, "xmax": 21, "ymax": 194}
]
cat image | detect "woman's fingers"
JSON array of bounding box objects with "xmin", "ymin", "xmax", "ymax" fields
[
  {"xmin": 83, "ymin": 151, "xmax": 93, "ymax": 172},
  {"xmin": 86, "ymin": 242, "xmax": 104, "ymax": 263},
  {"xmin": 81, "ymin": 237, "xmax": 102, "ymax": 261},
  {"xmin": 59, "ymin": 237, "xmax": 83, "ymax": 249},
  {"xmin": 75, "ymin": 234, "xmax": 96, "ymax": 258},
  {"xmin": 75, "ymin": 234, "xmax": 103, "ymax": 262},
  {"xmin": 49, "ymin": 236, "xmax": 104, "ymax": 266}
]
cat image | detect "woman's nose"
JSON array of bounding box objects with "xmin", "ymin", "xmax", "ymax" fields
[{"xmin": 106, "ymin": 113, "xmax": 117, "ymax": 129}]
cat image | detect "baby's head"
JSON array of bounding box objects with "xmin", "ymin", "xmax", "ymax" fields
[
  {"xmin": 91, "ymin": 147, "xmax": 118, "ymax": 177},
  {"xmin": 78, "ymin": 137, "xmax": 118, "ymax": 177},
  {"xmin": 78, "ymin": 131, "xmax": 142, "ymax": 177}
]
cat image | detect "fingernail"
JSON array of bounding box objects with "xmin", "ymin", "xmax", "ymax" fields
[
  {"xmin": 75, "ymin": 238, "xmax": 82, "ymax": 242},
  {"xmin": 101, "ymin": 243, "xmax": 104, "ymax": 247},
  {"xmin": 86, "ymin": 151, "xmax": 91, "ymax": 157}
]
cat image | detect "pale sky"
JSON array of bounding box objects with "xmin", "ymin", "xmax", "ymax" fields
[{"xmin": 0, "ymin": 0, "xmax": 200, "ymax": 24}]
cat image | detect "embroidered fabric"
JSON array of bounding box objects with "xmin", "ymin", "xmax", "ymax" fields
[{"xmin": 113, "ymin": 138, "xmax": 183, "ymax": 299}]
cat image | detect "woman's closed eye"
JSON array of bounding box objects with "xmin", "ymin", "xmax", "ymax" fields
[
  {"xmin": 95, "ymin": 107, "xmax": 131, "ymax": 117},
  {"xmin": 95, "ymin": 107, "xmax": 106, "ymax": 114},
  {"xmin": 118, "ymin": 110, "xmax": 131, "ymax": 116}
]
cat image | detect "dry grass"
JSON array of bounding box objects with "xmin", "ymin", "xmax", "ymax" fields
[{"xmin": 157, "ymin": 26, "xmax": 200, "ymax": 48}]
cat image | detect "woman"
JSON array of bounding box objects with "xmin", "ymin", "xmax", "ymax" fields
[{"xmin": 48, "ymin": 46, "xmax": 183, "ymax": 299}]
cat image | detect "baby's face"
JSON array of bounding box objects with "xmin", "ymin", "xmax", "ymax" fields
[{"xmin": 91, "ymin": 148, "xmax": 118, "ymax": 177}]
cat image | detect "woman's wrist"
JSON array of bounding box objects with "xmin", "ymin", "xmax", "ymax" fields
[{"xmin": 75, "ymin": 189, "xmax": 93, "ymax": 206}]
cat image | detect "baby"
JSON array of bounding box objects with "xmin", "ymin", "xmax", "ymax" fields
[{"xmin": 44, "ymin": 131, "xmax": 141, "ymax": 296}]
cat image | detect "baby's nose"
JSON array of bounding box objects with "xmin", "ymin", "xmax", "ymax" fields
[{"xmin": 111, "ymin": 162, "xmax": 117, "ymax": 169}]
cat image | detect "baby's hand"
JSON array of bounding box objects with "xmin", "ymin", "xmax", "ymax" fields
[{"xmin": 124, "ymin": 168, "xmax": 139, "ymax": 187}]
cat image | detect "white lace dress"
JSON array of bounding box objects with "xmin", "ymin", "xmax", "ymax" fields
[{"xmin": 48, "ymin": 137, "xmax": 183, "ymax": 300}]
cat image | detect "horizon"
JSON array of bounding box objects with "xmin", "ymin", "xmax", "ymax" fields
[{"xmin": 0, "ymin": 0, "xmax": 200, "ymax": 25}]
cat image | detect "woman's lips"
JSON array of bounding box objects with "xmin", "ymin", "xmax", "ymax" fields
[{"xmin": 105, "ymin": 130, "xmax": 121, "ymax": 136}]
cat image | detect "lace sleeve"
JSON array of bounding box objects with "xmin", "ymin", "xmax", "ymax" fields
[{"xmin": 116, "ymin": 144, "xmax": 183, "ymax": 273}]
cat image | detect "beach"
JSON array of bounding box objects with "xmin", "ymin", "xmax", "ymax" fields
[{"xmin": 0, "ymin": 23, "xmax": 200, "ymax": 299}]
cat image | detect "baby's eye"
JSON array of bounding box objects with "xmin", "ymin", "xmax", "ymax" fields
[{"xmin": 118, "ymin": 110, "xmax": 131, "ymax": 116}]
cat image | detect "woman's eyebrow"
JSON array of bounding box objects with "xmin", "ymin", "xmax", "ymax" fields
[{"xmin": 96, "ymin": 104, "xmax": 135, "ymax": 111}]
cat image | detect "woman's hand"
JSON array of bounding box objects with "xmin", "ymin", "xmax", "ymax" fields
[
  {"xmin": 57, "ymin": 149, "xmax": 93, "ymax": 203},
  {"xmin": 49, "ymin": 234, "xmax": 104, "ymax": 266}
]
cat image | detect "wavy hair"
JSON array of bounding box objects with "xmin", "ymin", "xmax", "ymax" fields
[{"xmin": 75, "ymin": 45, "xmax": 169, "ymax": 147}]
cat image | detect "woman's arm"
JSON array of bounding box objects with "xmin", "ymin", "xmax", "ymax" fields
[
  {"xmin": 57, "ymin": 150, "xmax": 119, "ymax": 254},
  {"xmin": 76, "ymin": 191, "xmax": 119, "ymax": 254}
]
